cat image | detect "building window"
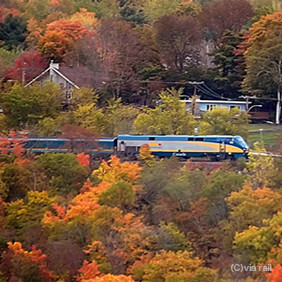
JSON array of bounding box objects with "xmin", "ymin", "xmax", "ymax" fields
[{"xmin": 230, "ymin": 106, "xmax": 240, "ymax": 110}]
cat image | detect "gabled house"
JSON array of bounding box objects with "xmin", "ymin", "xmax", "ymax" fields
[{"xmin": 25, "ymin": 61, "xmax": 105, "ymax": 100}]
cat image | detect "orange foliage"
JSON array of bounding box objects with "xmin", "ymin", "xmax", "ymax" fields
[
  {"xmin": 38, "ymin": 19, "xmax": 89, "ymax": 61},
  {"xmin": 49, "ymin": 0, "xmax": 60, "ymax": 6},
  {"xmin": 84, "ymin": 274, "xmax": 135, "ymax": 282},
  {"xmin": 77, "ymin": 153, "xmax": 90, "ymax": 167},
  {"xmin": 94, "ymin": 156, "xmax": 142, "ymax": 185},
  {"xmin": 266, "ymin": 264, "xmax": 282, "ymax": 282},
  {"xmin": 77, "ymin": 260, "xmax": 100, "ymax": 281},
  {"xmin": 68, "ymin": 182, "xmax": 110, "ymax": 219},
  {"xmin": 0, "ymin": 131, "xmax": 27, "ymax": 159},
  {"xmin": 42, "ymin": 203, "xmax": 68, "ymax": 225},
  {"xmin": 138, "ymin": 144, "xmax": 154, "ymax": 164}
]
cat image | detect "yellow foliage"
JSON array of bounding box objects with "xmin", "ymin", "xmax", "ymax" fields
[{"xmin": 93, "ymin": 156, "xmax": 142, "ymax": 185}]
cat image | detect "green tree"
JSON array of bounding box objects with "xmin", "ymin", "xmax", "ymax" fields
[
  {"xmin": 0, "ymin": 82, "xmax": 63, "ymax": 129},
  {"xmin": 0, "ymin": 14, "xmax": 27, "ymax": 50},
  {"xmin": 243, "ymin": 12, "xmax": 282, "ymax": 124},
  {"xmin": 72, "ymin": 103, "xmax": 106, "ymax": 135},
  {"xmin": 143, "ymin": 250, "xmax": 217, "ymax": 282},
  {"xmin": 103, "ymin": 98, "xmax": 140, "ymax": 136},
  {"xmin": 245, "ymin": 142, "xmax": 278, "ymax": 189},
  {"xmin": 202, "ymin": 170, "xmax": 245, "ymax": 225},
  {"xmin": 233, "ymin": 211, "xmax": 282, "ymax": 264},
  {"xmin": 36, "ymin": 153, "xmax": 88, "ymax": 194},
  {"xmin": 133, "ymin": 88, "xmax": 195, "ymax": 134},
  {"xmin": 143, "ymin": 0, "xmax": 181, "ymax": 23},
  {"xmin": 6, "ymin": 190, "xmax": 54, "ymax": 229},
  {"xmin": 198, "ymin": 106, "xmax": 248, "ymax": 139},
  {"xmin": 157, "ymin": 222, "xmax": 192, "ymax": 252},
  {"xmin": 210, "ymin": 30, "xmax": 246, "ymax": 99},
  {"xmin": 98, "ymin": 180, "xmax": 136, "ymax": 211}
]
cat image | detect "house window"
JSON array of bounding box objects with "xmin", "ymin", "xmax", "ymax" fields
[
  {"xmin": 230, "ymin": 106, "xmax": 240, "ymax": 110},
  {"xmin": 206, "ymin": 104, "xmax": 216, "ymax": 111}
]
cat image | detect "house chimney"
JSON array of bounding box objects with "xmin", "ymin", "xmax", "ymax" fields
[{"xmin": 50, "ymin": 60, "xmax": 59, "ymax": 70}]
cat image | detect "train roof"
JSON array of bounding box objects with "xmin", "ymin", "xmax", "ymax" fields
[{"xmin": 118, "ymin": 135, "xmax": 241, "ymax": 139}]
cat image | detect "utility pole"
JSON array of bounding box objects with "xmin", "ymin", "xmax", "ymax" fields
[
  {"xmin": 188, "ymin": 81, "xmax": 204, "ymax": 116},
  {"xmin": 239, "ymin": 95, "xmax": 257, "ymax": 112}
]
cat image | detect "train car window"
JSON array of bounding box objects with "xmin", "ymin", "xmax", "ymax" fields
[
  {"xmin": 188, "ymin": 137, "xmax": 194, "ymax": 141},
  {"xmin": 195, "ymin": 138, "xmax": 204, "ymax": 141},
  {"xmin": 149, "ymin": 137, "xmax": 155, "ymax": 140}
]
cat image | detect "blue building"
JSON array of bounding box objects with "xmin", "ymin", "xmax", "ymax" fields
[{"xmin": 180, "ymin": 99, "xmax": 250, "ymax": 118}]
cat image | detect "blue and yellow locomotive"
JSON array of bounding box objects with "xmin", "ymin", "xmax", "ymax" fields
[{"xmin": 117, "ymin": 135, "xmax": 249, "ymax": 160}]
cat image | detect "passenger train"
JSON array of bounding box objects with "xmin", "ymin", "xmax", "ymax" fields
[{"xmin": 16, "ymin": 135, "xmax": 249, "ymax": 161}]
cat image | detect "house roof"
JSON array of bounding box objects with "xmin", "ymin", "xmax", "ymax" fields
[
  {"xmin": 180, "ymin": 99, "xmax": 250, "ymax": 104},
  {"xmin": 25, "ymin": 63, "xmax": 106, "ymax": 89}
]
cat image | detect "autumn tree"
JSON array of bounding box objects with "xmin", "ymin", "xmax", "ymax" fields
[
  {"xmin": 153, "ymin": 14, "xmax": 202, "ymax": 73},
  {"xmin": 0, "ymin": 242, "xmax": 54, "ymax": 281},
  {"xmin": 243, "ymin": 12, "xmax": 282, "ymax": 124},
  {"xmin": 93, "ymin": 155, "xmax": 142, "ymax": 185},
  {"xmin": 38, "ymin": 19, "xmax": 89, "ymax": 62},
  {"xmin": 133, "ymin": 88, "xmax": 195, "ymax": 135},
  {"xmin": 199, "ymin": 0, "xmax": 253, "ymax": 45},
  {"xmin": 0, "ymin": 6, "xmax": 20, "ymax": 22},
  {"xmin": 5, "ymin": 190, "xmax": 54, "ymax": 229},
  {"xmin": 6, "ymin": 49, "xmax": 48, "ymax": 84},
  {"xmin": 96, "ymin": 19, "xmax": 147, "ymax": 102},
  {"xmin": 70, "ymin": 8, "xmax": 100, "ymax": 31}
]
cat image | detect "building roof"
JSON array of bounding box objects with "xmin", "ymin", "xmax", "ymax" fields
[
  {"xmin": 25, "ymin": 62, "xmax": 106, "ymax": 89},
  {"xmin": 180, "ymin": 99, "xmax": 250, "ymax": 104}
]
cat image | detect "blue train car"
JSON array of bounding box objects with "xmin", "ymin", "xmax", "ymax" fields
[
  {"xmin": 23, "ymin": 137, "xmax": 116, "ymax": 156},
  {"xmin": 117, "ymin": 135, "xmax": 249, "ymax": 160}
]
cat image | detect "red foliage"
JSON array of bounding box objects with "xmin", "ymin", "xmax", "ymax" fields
[
  {"xmin": 266, "ymin": 264, "xmax": 282, "ymax": 282},
  {"xmin": 6, "ymin": 50, "xmax": 48, "ymax": 84},
  {"xmin": 77, "ymin": 259, "xmax": 100, "ymax": 281},
  {"xmin": 77, "ymin": 153, "xmax": 90, "ymax": 167},
  {"xmin": 0, "ymin": 6, "xmax": 20, "ymax": 22}
]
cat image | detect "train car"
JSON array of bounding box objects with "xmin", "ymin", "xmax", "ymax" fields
[
  {"xmin": 22, "ymin": 137, "xmax": 116, "ymax": 156},
  {"xmin": 117, "ymin": 135, "xmax": 249, "ymax": 160}
]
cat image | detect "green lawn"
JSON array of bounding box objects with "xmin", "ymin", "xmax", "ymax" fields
[{"xmin": 247, "ymin": 123, "xmax": 282, "ymax": 150}]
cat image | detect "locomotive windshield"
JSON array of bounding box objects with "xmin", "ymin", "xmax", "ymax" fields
[{"xmin": 234, "ymin": 136, "xmax": 249, "ymax": 148}]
